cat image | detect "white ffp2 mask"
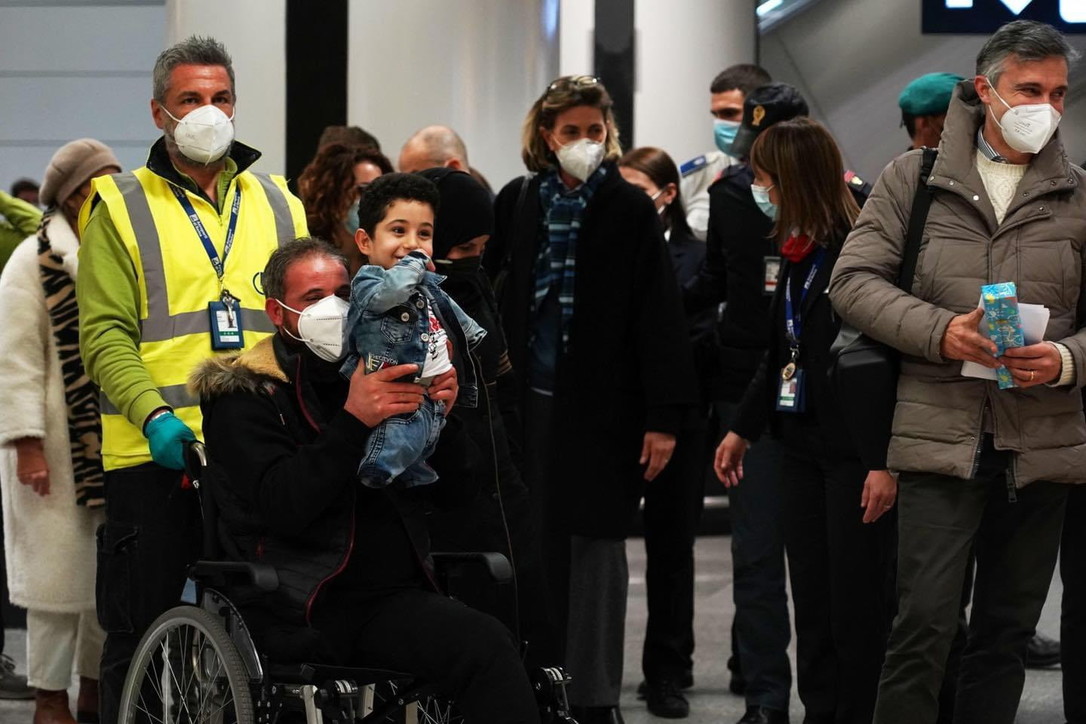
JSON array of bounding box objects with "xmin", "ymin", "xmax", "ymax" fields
[
  {"xmin": 987, "ymin": 81, "xmax": 1061, "ymax": 155},
  {"xmin": 162, "ymin": 104, "xmax": 236, "ymax": 165},
  {"xmin": 555, "ymin": 138, "xmax": 605, "ymax": 182},
  {"xmin": 277, "ymin": 295, "xmax": 349, "ymax": 362}
]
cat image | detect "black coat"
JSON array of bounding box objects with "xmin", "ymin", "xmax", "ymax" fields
[
  {"xmin": 685, "ymin": 164, "xmax": 870, "ymax": 403},
  {"xmin": 730, "ymin": 237, "xmax": 880, "ymax": 466},
  {"xmin": 485, "ymin": 164, "xmax": 699, "ymax": 537},
  {"xmin": 192, "ymin": 335, "xmax": 478, "ymax": 658},
  {"xmin": 668, "ymin": 225, "xmax": 716, "ymax": 403}
]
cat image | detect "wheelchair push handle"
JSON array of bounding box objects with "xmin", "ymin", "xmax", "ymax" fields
[{"xmin": 184, "ymin": 440, "xmax": 208, "ymax": 488}]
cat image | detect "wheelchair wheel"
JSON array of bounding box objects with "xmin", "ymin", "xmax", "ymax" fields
[
  {"xmin": 119, "ymin": 605, "xmax": 255, "ymax": 724},
  {"xmin": 415, "ymin": 696, "xmax": 463, "ymax": 724}
]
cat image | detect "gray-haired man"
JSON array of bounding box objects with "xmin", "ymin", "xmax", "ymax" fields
[{"xmin": 831, "ymin": 20, "xmax": 1083, "ymax": 724}]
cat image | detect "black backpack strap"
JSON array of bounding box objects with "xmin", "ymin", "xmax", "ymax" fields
[{"xmin": 897, "ymin": 147, "xmax": 938, "ymax": 294}]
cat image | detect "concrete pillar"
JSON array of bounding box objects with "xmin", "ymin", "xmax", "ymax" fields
[
  {"xmin": 165, "ymin": 0, "xmax": 288, "ymax": 175},
  {"xmin": 634, "ymin": 0, "xmax": 757, "ymax": 164}
]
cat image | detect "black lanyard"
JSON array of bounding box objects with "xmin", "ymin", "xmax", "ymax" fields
[{"xmin": 169, "ymin": 183, "xmax": 241, "ymax": 281}]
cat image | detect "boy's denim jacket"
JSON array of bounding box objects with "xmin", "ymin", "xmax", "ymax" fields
[{"xmin": 341, "ymin": 250, "xmax": 486, "ymax": 408}]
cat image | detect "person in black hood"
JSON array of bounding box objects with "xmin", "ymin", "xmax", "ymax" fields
[{"xmin": 416, "ymin": 167, "xmax": 557, "ymax": 669}]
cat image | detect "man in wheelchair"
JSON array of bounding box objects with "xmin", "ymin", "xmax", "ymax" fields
[{"xmin": 188, "ymin": 238, "xmax": 540, "ymax": 722}]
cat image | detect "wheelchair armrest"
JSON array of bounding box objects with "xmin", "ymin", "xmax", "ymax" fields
[
  {"xmin": 189, "ymin": 560, "xmax": 280, "ymax": 592},
  {"xmin": 430, "ymin": 552, "xmax": 512, "ymax": 583}
]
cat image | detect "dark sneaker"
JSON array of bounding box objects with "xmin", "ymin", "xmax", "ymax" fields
[
  {"xmin": 645, "ymin": 680, "xmax": 689, "ymax": 719},
  {"xmin": 0, "ymin": 654, "xmax": 33, "ymax": 699},
  {"xmin": 1025, "ymin": 632, "xmax": 1061, "ymax": 669},
  {"xmin": 636, "ymin": 671, "xmax": 693, "ymax": 699},
  {"xmin": 738, "ymin": 706, "xmax": 790, "ymax": 724}
]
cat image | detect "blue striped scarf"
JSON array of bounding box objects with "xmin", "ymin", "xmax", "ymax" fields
[{"xmin": 535, "ymin": 165, "xmax": 607, "ymax": 350}]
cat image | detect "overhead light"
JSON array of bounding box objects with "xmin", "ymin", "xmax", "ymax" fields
[{"xmin": 757, "ymin": 0, "xmax": 784, "ymax": 16}]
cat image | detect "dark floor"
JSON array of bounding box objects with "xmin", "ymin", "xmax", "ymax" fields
[{"xmin": 0, "ymin": 535, "xmax": 1065, "ymax": 722}]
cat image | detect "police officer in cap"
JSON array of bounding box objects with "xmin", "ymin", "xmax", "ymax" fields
[{"xmin": 678, "ymin": 64, "xmax": 771, "ymax": 240}]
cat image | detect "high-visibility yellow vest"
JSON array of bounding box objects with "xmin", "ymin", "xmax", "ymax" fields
[{"xmin": 91, "ymin": 167, "xmax": 307, "ymax": 470}]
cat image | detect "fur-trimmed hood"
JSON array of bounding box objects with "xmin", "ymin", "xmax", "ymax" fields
[{"xmin": 189, "ymin": 335, "xmax": 289, "ymax": 400}]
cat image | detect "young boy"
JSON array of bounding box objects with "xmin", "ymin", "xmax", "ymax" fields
[{"xmin": 342, "ymin": 172, "xmax": 485, "ymax": 488}]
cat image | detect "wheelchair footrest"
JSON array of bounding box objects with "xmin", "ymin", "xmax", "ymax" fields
[{"xmin": 268, "ymin": 662, "xmax": 414, "ymax": 686}]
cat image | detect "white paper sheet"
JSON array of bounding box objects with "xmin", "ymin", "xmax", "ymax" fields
[{"xmin": 961, "ymin": 302, "xmax": 1050, "ymax": 381}]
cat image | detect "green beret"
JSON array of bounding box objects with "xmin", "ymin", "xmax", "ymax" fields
[{"xmin": 898, "ymin": 73, "xmax": 964, "ymax": 117}]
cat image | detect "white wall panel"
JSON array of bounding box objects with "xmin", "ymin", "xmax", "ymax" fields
[
  {"xmin": 348, "ymin": 0, "xmax": 559, "ymax": 190},
  {"xmin": 0, "ymin": 6, "xmax": 163, "ymax": 72},
  {"xmin": 0, "ymin": 3, "xmax": 164, "ymax": 196}
]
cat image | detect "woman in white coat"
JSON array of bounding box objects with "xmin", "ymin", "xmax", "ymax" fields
[{"xmin": 0, "ymin": 139, "xmax": 120, "ymax": 724}]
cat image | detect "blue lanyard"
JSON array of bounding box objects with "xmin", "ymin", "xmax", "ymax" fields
[
  {"xmin": 169, "ymin": 184, "xmax": 241, "ymax": 281},
  {"xmin": 784, "ymin": 247, "xmax": 826, "ymax": 348}
]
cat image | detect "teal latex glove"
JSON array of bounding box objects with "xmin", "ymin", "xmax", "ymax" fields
[{"xmin": 144, "ymin": 411, "xmax": 196, "ymax": 470}]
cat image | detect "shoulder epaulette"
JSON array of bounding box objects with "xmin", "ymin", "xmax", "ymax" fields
[{"xmin": 680, "ymin": 155, "xmax": 708, "ymax": 177}]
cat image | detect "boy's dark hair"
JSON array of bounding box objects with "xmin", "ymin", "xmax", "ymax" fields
[
  {"xmin": 357, "ymin": 172, "xmax": 440, "ymax": 237},
  {"xmin": 262, "ymin": 236, "xmax": 348, "ymax": 301},
  {"xmin": 710, "ymin": 64, "xmax": 772, "ymax": 95}
]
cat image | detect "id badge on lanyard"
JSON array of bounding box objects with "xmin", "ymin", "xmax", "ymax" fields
[
  {"xmin": 776, "ymin": 249, "xmax": 823, "ymax": 413},
  {"xmin": 171, "ymin": 184, "xmax": 244, "ymax": 350}
]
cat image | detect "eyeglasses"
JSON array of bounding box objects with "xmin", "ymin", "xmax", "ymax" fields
[{"xmin": 546, "ymin": 75, "xmax": 600, "ymax": 96}]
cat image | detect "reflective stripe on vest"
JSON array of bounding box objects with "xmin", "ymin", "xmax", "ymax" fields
[{"xmin": 95, "ymin": 167, "xmax": 306, "ymax": 469}]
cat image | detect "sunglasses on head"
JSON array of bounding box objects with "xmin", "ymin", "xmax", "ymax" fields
[{"xmin": 546, "ymin": 75, "xmax": 600, "ymax": 97}]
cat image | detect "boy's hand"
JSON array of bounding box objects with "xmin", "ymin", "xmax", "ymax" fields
[
  {"xmin": 430, "ymin": 368, "xmax": 459, "ymax": 414},
  {"xmin": 345, "ymin": 363, "xmax": 424, "ymax": 427}
]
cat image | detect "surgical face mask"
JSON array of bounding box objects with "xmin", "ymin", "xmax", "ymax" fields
[
  {"xmin": 276, "ymin": 294, "xmax": 349, "ymax": 362},
  {"xmin": 750, "ymin": 183, "xmax": 778, "ymax": 221},
  {"xmin": 986, "ymin": 79, "xmax": 1061, "ymax": 155},
  {"xmin": 714, "ymin": 119, "xmax": 741, "ymax": 155},
  {"xmin": 649, "ymin": 188, "xmax": 668, "ymax": 216},
  {"xmin": 162, "ymin": 104, "xmax": 236, "ymax": 165},
  {"xmin": 555, "ymin": 138, "xmax": 605, "ymax": 182},
  {"xmin": 344, "ymin": 200, "xmax": 360, "ymax": 234}
]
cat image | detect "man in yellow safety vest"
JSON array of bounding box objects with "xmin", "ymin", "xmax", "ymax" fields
[{"xmin": 77, "ymin": 35, "xmax": 307, "ymax": 722}]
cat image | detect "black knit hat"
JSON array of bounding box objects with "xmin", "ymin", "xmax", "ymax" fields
[{"xmin": 417, "ymin": 168, "xmax": 494, "ymax": 259}]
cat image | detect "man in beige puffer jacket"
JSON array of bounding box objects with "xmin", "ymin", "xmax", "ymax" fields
[{"xmin": 830, "ymin": 19, "xmax": 1083, "ymax": 724}]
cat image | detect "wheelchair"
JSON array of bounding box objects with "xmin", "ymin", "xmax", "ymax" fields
[{"xmin": 117, "ymin": 442, "xmax": 576, "ymax": 724}]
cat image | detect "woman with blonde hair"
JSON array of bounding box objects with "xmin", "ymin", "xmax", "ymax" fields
[
  {"xmin": 485, "ymin": 76, "xmax": 698, "ymax": 723},
  {"xmin": 715, "ymin": 118, "xmax": 895, "ymax": 724}
]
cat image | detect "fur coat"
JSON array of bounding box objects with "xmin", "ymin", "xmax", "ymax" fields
[{"xmin": 0, "ymin": 214, "xmax": 103, "ymax": 611}]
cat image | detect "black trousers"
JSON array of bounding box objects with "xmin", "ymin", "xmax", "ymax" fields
[
  {"xmin": 1064, "ymin": 483, "xmax": 1086, "ymax": 724},
  {"xmin": 640, "ymin": 413, "xmax": 706, "ymax": 685},
  {"xmin": 313, "ymin": 587, "xmax": 540, "ymax": 723},
  {"xmin": 780, "ymin": 423, "xmax": 894, "ymax": 724},
  {"xmin": 873, "ymin": 439, "xmax": 1068, "ymax": 724},
  {"xmin": 97, "ymin": 464, "xmax": 201, "ymax": 724},
  {"xmin": 720, "ymin": 402, "xmax": 793, "ymax": 712}
]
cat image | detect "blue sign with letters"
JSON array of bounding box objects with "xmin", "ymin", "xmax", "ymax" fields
[{"xmin": 923, "ymin": 0, "xmax": 1086, "ymax": 33}]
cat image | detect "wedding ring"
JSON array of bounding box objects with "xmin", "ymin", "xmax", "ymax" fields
[{"xmin": 1030, "ymin": 370, "xmax": 1036, "ymax": 382}]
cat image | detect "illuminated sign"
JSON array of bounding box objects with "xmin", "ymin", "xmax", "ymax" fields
[{"xmin": 923, "ymin": 0, "xmax": 1086, "ymax": 33}]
